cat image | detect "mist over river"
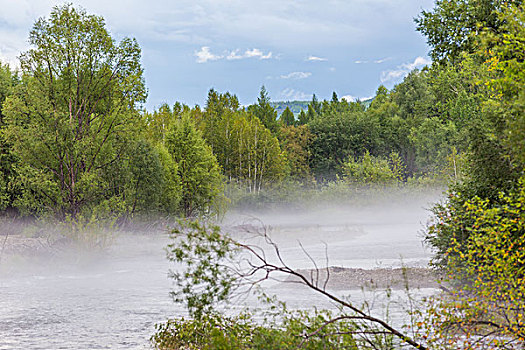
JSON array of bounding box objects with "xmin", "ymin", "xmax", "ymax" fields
[{"xmin": 0, "ymin": 191, "xmax": 442, "ymax": 349}]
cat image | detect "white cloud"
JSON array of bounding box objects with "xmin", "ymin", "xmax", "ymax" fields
[
  {"xmin": 280, "ymin": 71, "xmax": 311, "ymax": 80},
  {"xmin": 307, "ymin": 55, "xmax": 327, "ymax": 62},
  {"xmin": 380, "ymin": 70, "xmax": 405, "ymax": 82},
  {"xmin": 244, "ymin": 48, "xmax": 272, "ymax": 59},
  {"xmin": 280, "ymin": 88, "xmax": 310, "ymax": 101},
  {"xmin": 341, "ymin": 95, "xmax": 357, "ymax": 102},
  {"xmin": 0, "ymin": 1, "xmax": 434, "ymax": 60},
  {"xmin": 226, "ymin": 50, "xmax": 243, "ymax": 60},
  {"xmin": 340, "ymin": 95, "xmax": 373, "ymax": 102},
  {"xmin": 195, "ymin": 46, "xmax": 222, "ymax": 63},
  {"xmin": 374, "ymin": 57, "xmax": 391, "ymax": 64},
  {"xmin": 380, "ymin": 56, "xmax": 431, "ymax": 84},
  {"xmin": 355, "ymin": 57, "xmax": 391, "ymax": 64},
  {"xmin": 196, "ymin": 47, "xmax": 273, "ymax": 63},
  {"xmin": 402, "ymin": 56, "xmax": 431, "ymax": 70},
  {"xmin": 0, "ymin": 35, "xmax": 25, "ymax": 68},
  {"xmin": 78, "ymin": 0, "xmax": 422, "ymax": 48}
]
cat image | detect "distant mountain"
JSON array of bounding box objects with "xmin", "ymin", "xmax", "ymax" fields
[
  {"xmin": 270, "ymin": 101, "xmax": 309, "ymax": 116},
  {"xmin": 271, "ymin": 98, "xmax": 374, "ymax": 116},
  {"xmin": 359, "ymin": 98, "xmax": 374, "ymax": 109}
]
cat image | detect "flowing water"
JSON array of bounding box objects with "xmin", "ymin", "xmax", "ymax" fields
[
  {"xmin": 0, "ymin": 191, "xmax": 442, "ymax": 349},
  {"xmin": 0, "ymin": 234, "xmax": 177, "ymax": 349}
]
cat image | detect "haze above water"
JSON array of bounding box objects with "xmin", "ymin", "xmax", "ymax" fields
[{"xmin": 0, "ymin": 190, "xmax": 443, "ymax": 349}]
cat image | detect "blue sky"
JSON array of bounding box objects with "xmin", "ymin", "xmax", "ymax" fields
[{"xmin": 0, "ymin": 0, "xmax": 435, "ymax": 110}]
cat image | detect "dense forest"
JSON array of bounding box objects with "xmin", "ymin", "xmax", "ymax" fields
[
  {"xmin": 0, "ymin": 4, "xmax": 481, "ymax": 222},
  {"xmin": 0, "ymin": 0, "xmax": 524, "ymax": 348}
]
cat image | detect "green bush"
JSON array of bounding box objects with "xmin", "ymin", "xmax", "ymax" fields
[
  {"xmin": 342, "ymin": 152, "xmax": 398, "ymax": 185},
  {"xmin": 152, "ymin": 311, "xmax": 364, "ymax": 350},
  {"xmin": 421, "ymin": 176, "xmax": 525, "ymax": 347}
]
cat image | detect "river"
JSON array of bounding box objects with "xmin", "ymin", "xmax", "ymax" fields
[{"xmin": 0, "ymin": 191, "xmax": 441, "ymax": 349}]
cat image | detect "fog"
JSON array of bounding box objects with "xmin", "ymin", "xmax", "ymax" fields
[
  {"xmin": 0, "ymin": 189, "xmax": 443, "ymax": 349},
  {"xmin": 226, "ymin": 189, "xmax": 442, "ymax": 269}
]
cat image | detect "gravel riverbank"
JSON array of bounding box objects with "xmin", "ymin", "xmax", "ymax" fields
[{"xmin": 285, "ymin": 266, "xmax": 444, "ymax": 290}]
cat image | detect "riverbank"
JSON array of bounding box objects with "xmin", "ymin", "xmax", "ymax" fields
[{"xmin": 285, "ymin": 266, "xmax": 444, "ymax": 290}]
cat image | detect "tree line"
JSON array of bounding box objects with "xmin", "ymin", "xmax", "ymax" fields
[
  {"xmin": 0, "ymin": 5, "xmax": 474, "ymax": 224},
  {"xmin": 0, "ymin": 1, "xmax": 522, "ymax": 227}
]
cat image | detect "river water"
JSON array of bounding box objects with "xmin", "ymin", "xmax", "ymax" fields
[{"xmin": 0, "ymin": 192, "xmax": 441, "ymax": 349}]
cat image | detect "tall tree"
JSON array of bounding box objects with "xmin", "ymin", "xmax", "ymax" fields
[
  {"xmin": 481, "ymin": 3, "xmax": 525, "ymax": 164},
  {"xmin": 2, "ymin": 4, "xmax": 146, "ymax": 218},
  {"xmin": 279, "ymin": 106, "xmax": 295, "ymax": 126},
  {"xmin": 0, "ymin": 62, "xmax": 18, "ymax": 211},
  {"xmin": 248, "ymin": 86, "xmax": 278, "ymax": 133},
  {"xmin": 423, "ymin": 3, "xmax": 525, "ymax": 269},
  {"xmin": 124, "ymin": 140, "xmax": 165, "ymax": 217},
  {"xmin": 331, "ymin": 91, "xmax": 339, "ymax": 103},
  {"xmin": 310, "ymin": 94, "xmax": 322, "ymax": 115},
  {"xmin": 228, "ymin": 114, "xmax": 285, "ymax": 192},
  {"xmin": 415, "ymin": 0, "xmax": 521, "ymax": 63},
  {"xmin": 143, "ymin": 103, "xmax": 185, "ymax": 144},
  {"xmin": 308, "ymin": 109, "xmax": 381, "ymax": 180},
  {"xmin": 165, "ymin": 115, "xmax": 223, "ymax": 217},
  {"xmin": 279, "ymin": 125, "xmax": 313, "ymax": 181},
  {"xmin": 297, "ymin": 109, "xmax": 308, "ymax": 125}
]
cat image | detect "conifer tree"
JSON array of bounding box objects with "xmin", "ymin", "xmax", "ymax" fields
[
  {"xmin": 248, "ymin": 86, "xmax": 278, "ymax": 133},
  {"xmin": 279, "ymin": 106, "xmax": 295, "ymax": 126}
]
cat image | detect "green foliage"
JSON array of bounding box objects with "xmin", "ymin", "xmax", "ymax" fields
[
  {"xmin": 392, "ymin": 70, "xmax": 434, "ymax": 123},
  {"xmin": 152, "ymin": 310, "xmax": 362, "ymax": 350},
  {"xmin": 481, "ymin": 3, "xmax": 525, "ymax": 164},
  {"xmin": 418, "ymin": 1, "xmax": 524, "ymax": 279},
  {"xmin": 421, "ymin": 178, "xmax": 525, "ymax": 347},
  {"xmin": 415, "ymin": 0, "xmax": 517, "ymax": 63},
  {"xmin": 409, "ymin": 117, "xmax": 460, "ymax": 175},
  {"xmin": 426, "ymin": 59, "xmax": 487, "ymax": 129},
  {"xmin": 165, "ymin": 115, "xmax": 223, "ymax": 217},
  {"xmin": 226, "ymin": 113, "xmax": 286, "ymax": 192},
  {"xmin": 456, "ymin": 182, "xmax": 525, "ymax": 293},
  {"xmin": 202, "ymin": 89, "xmax": 239, "ymax": 151},
  {"xmin": 279, "ymin": 106, "xmax": 295, "ymax": 126},
  {"xmin": 426, "ymin": 192, "xmax": 477, "ymax": 268},
  {"xmin": 310, "ymin": 94, "xmax": 321, "ymax": 115},
  {"xmin": 388, "ymin": 151, "xmax": 406, "ymax": 182},
  {"xmin": 198, "ymin": 90, "xmax": 286, "ymax": 193},
  {"xmin": 272, "ymin": 99, "xmax": 373, "ymax": 121},
  {"xmin": 155, "ymin": 144, "xmax": 182, "ymax": 214},
  {"xmin": 342, "ymin": 152, "xmax": 397, "ymax": 185},
  {"xmin": 414, "ymin": 51, "xmax": 520, "ymax": 199},
  {"xmin": 0, "ymin": 62, "xmax": 18, "ymax": 212},
  {"xmin": 308, "ymin": 109, "xmax": 381, "ymax": 180},
  {"xmin": 297, "ymin": 109, "xmax": 308, "ymax": 125},
  {"xmin": 0, "ymin": 62, "xmax": 16, "ymax": 121},
  {"xmin": 279, "ymin": 125, "xmax": 313, "ymax": 181},
  {"xmin": 166, "ymin": 220, "xmax": 236, "ymax": 319},
  {"xmin": 205, "ymin": 89, "xmax": 240, "ymax": 116},
  {"xmin": 125, "ymin": 140, "xmax": 165, "ymax": 216},
  {"xmin": 247, "ymin": 86, "xmax": 278, "ymax": 134},
  {"xmin": 143, "ymin": 103, "xmax": 185, "ymax": 144},
  {"xmin": 2, "ymin": 4, "xmax": 146, "ymax": 219},
  {"xmin": 366, "ymin": 87, "xmax": 413, "ymax": 169}
]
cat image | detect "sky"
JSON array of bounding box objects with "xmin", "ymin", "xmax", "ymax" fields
[{"xmin": 0, "ymin": 0, "xmax": 436, "ymax": 111}]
